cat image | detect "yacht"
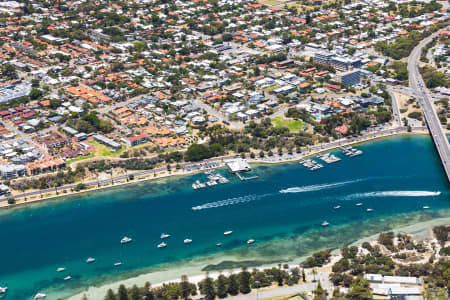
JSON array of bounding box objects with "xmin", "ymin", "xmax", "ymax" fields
[
  {"xmin": 423, "ymin": 206, "xmax": 430, "ymax": 209},
  {"xmin": 333, "ymin": 205, "xmax": 341, "ymax": 209},
  {"xmin": 157, "ymin": 242, "xmax": 167, "ymax": 248},
  {"xmin": 160, "ymin": 233, "xmax": 171, "ymax": 239},
  {"xmin": 121, "ymin": 236, "xmax": 132, "ymax": 244},
  {"xmin": 355, "ymin": 203, "xmax": 363, "ymax": 206},
  {"xmin": 56, "ymin": 267, "xmax": 65, "ymax": 272},
  {"xmin": 216, "ymin": 243, "xmax": 222, "ymax": 247},
  {"xmin": 34, "ymin": 293, "xmax": 46, "ymax": 300},
  {"xmin": 224, "ymin": 231, "xmax": 233, "ymax": 235},
  {"xmin": 114, "ymin": 262, "xmax": 123, "ymax": 267},
  {"xmin": 247, "ymin": 239, "xmax": 255, "ymax": 244},
  {"xmin": 366, "ymin": 208, "xmax": 374, "ymax": 212},
  {"xmin": 86, "ymin": 257, "xmax": 96, "ymax": 263},
  {"xmin": 0, "ymin": 286, "xmax": 7, "ymax": 294},
  {"xmin": 64, "ymin": 276, "xmax": 72, "ymax": 281},
  {"xmin": 184, "ymin": 239, "xmax": 193, "ymax": 244},
  {"xmin": 321, "ymin": 221, "xmax": 329, "ymax": 227}
]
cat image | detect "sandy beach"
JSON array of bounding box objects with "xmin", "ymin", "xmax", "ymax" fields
[{"xmin": 66, "ymin": 215, "xmax": 450, "ymax": 300}]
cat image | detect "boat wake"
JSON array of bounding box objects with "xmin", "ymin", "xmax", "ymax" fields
[
  {"xmin": 346, "ymin": 191, "xmax": 441, "ymax": 199},
  {"xmin": 192, "ymin": 194, "xmax": 273, "ymax": 210},
  {"xmin": 279, "ymin": 179, "xmax": 363, "ymax": 194}
]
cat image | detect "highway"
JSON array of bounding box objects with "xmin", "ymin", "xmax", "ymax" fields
[{"xmin": 407, "ymin": 28, "xmax": 450, "ymax": 182}]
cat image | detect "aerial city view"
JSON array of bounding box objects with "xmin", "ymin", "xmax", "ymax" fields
[{"xmin": 0, "ymin": 0, "xmax": 449, "ymax": 299}]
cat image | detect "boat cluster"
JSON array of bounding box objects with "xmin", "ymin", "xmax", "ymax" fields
[
  {"xmin": 341, "ymin": 146, "xmax": 363, "ymax": 157},
  {"xmin": 158, "ymin": 231, "xmax": 255, "ymax": 248},
  {"xmin": 299, "ymin": 159, "xmax": 323, "ymax": 171},
  {"xmin": 192, "ymin": 172, "xmax": 229, "ymax": 190},
  {"xmin": 321, "ymin": 201, "xmax": 377, "ymax": 228},
  {"xmin": 300, "ymin": 147, "xmax": 363, "ymax": 171}
]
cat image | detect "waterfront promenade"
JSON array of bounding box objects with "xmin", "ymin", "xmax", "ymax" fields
[
  {"xmin": 408, "ymin": 27, "xmax": 450, "ymax": 183},
  {"xmin": 1, "ymin": 126, "xmax": 427, "ymax": 205}
]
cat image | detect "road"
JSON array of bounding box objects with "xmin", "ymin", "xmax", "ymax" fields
[
  {"xmin": 387, "ymin": 87, "xmax": 402, "ymax": 127},
  {"xmin": 408, "ymin": 27, "xmax": 450, "ymax": 182},
  {"xmin": 4, "ymin": 125, "xmax": 420, "ymax": 202}
]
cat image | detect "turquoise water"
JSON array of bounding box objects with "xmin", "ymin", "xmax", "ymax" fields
[{"xmin": 0, "ymin": 135, "xmax": 449, "ymax": 299}]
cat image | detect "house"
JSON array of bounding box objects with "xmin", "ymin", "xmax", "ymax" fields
[{"xmin": 94, "ymin": 134, "xmax": 121, "ymax": 150}]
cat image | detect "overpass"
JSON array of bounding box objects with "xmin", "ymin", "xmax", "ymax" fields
[{"xmin": 408, "ymin": 28, "xmax": 450, "ymax": 182}]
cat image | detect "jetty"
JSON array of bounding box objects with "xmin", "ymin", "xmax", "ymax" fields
[
  {"xmin": 318, "ymin": 153, "xmax": 341, "ymax": 164},
  {"xmin": 300, "ymin": 159, "xmax": 323, "ymax": 171},
  {"xmin": 226, "ymin": 159, "xmax": 258, "ymax": 181},
  {"xmin": 340, "ymin": 146, "xmax": 363, "ymax": 157}
]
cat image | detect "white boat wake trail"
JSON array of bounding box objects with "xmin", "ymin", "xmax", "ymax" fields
[
  {"xmin": 347, "ymin": 191, "xmax": 441, "ymax": 199},
  {"xmin": 192, "ymin": 194, "xmax": 273, "ymax": 210},
  {"xmin": 279, "ymin": 179, "xmax": 363, "ymax": 194}
]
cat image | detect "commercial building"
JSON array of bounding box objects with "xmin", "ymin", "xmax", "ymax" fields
[
  {"xmin": 124, "ymin": 134, "xmax": 148, "ymax": 147},
  {"xmin": 0, "ymin": 164, "xmax": 26, "ymax": 178},
  {"xmin": 337, "ymin": 69, "xmax": 361, "ymax": 86},
  {"xmin": 314, "ymin": 51, "xmax": 334, "ymax": 65}
]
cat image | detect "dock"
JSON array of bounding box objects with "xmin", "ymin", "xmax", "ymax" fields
[{"xmin": 236, "ymin": 173, "xmax": 259, "ymax": 181}]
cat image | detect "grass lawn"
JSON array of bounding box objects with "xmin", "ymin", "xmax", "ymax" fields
[
  {"xmin": 265, "ymin": 85, "xmax": 279, "ymax": 93},
  {"xmin": 287, "ymin": 3, "xmax": 314, "ymax": 12},
  {"xmin": 259, "ymin": 0, "xmax": 284, "ymax": 5},
  {"xmin": 89, "ymin": 140, "xmax": 126, "ymax": 157},
  {"xmin": 66, "ymin": 154, "xmax": 95, "ymax": 165},
  {"xmin": 272, "ymin": 116, "xmax": 305, "ymax": 133}
]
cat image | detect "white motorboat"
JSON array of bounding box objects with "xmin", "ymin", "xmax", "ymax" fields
[
  {"xmin": 114, "ymin": 262, "xmax": 123, "ymax": 267},
  {"xmin": 247, "ymin": 239, "xmax": 255, "ymax": 244},
  {"xmin": 157, "ymin": 242, "xmax": 167, "ymax": 248},
  {"xmin": 0, "ymin": 286, "xmax": 7, "ymax": 294},
  {"xmin": 216, "ymin": 243, "xmax": 222, "ymax": 247},
  {"xmin": 34, "ymin": 293, "xmax": 46, "ymax": 300},
  {"xmin": 366, "ymin": 208, "xmax": 374, "ymax": 212},
  {"xmin": 86, "ymin": 257, "xmax": 96, "ymax": 263},
  {"xmin": 160, "ymin": 233, "xmax": 171, "ymax": 239},
  {"xmin": 57, "ymin": 267, "xmax": 65, "ymax": 272},
  {"xmin": 184, "ymin": 239, "xmax": 192, "ymax": 244},
  {"xmin": 224, "ymin": 231, "xmax": 233, "ymax": 235},
  {"xmin": 321, "ymin": 221, "xmax": 329, "ymax": 227},
  {"xmin": 121, "ymin": 236, "xmax": 132, "ymax": 244},
  {"xmin": 355, "ymin": 203, "xmax": 363, "ymax": 206},
  {"xmin": 64, "ymin": 276, "xmax": 72, "ymax": 281},
  {"xmin": 423, "ymin": 206, "xmax": 430, "ymax": 209},
  {"xmin": 333, "ymin": 205, "xmax": 341, "ymax": 209}
]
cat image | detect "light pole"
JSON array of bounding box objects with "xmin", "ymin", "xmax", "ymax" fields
[{"xmin": 255, "ymin": 280, "xmax": 260, "ymax": 300}]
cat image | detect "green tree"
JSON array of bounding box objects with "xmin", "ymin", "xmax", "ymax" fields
[
  {"xmin": 199, "ymin": 275, "xmax": 216, "ymax": 300},
  {"xmin": 105, "ymin": 289, "xmax": 116, "ymax": 300},
  {"xmin": 129, "ymin": 285, "xmax": 141, "ymax": 300},
  {"xmin": 347, "ymin": 276, "xmax": 372, "ymax": 300},
  {"xmin": 216, "ymin": 274, "xmax": 228, "ymax": 298},
  {"xmin": 227, "ymin": 274, "xmax": 239, "ymax": 295},
  {"xmin": 181, "ymin": 275, "xmax": 191, "ymax": 299},
  {"xmin": 29, "ymin": 88, "xmax": 43, "ymax": 100},
  {"xmin": 118, "ymin": 284, "xmax": 129, "ymax": 300},
  {"xmin": 239, "ymin": 267, "xmax": 251, "ymax": 294}
]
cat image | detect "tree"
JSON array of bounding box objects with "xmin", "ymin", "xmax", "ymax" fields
[
  {"xmin": 313, "ymin": 282, "xmax": 327, "ymax": 300},
  {"xmin": 199, "ymin": 275, "xmax": 216, "ymax": 300},
  {"xmin": 29, "ymin": 88, "xmax": 43, "ymax": 100},
  {"xmin": 227, "ymin": 274, "xmax": 239, "ymax": 295},
  {"xmin": 239, "ymin": 267, "xmax": 251, "ymax": 294},
  {"xmin": 105, "ymin": 289, "xmax": 115, "ymax": 300},
  {"xmin": 181, "ymin": 275, "xmax": 191, "ymax": 299},
  {"xmin": 129, "ymin": 285, "xmax": 141, "ymax": 300},
  {"xmin": 347, "ymin": 276, "xmax": 372, "ymax": 300},
  {"xmin": 144, "ymin": 282, "xmax": 154, "ymax": 300},
  {"xmin": 118, "ymin": 284, "xmax": 129, "ymax": 300},
  {"xmin": 216, "ymin": 274, "xmax": 228, "ymax": 298}
]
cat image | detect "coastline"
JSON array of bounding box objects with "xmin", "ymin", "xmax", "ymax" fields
[
  {"xmin": 2, "ymin": 128, "xmax": 431, "ymax": 211},
  {"xmin": 65, "ymin": 214, "xmax": 450, "ymax": 300}
]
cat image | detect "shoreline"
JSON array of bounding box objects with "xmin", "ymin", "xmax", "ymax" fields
[
  {"xmin": 65, "ymin": 214, "xmax": 450, "ymax": 300},
  {"xmin": 1, "ymin": 128, "xmax": 431, "ymax": 211}
]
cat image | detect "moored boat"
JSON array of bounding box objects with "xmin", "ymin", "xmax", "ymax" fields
[
  {"xmin": 86, "ymin": 257, "xmax": 95, "ymax": 263},
  {"xmin": 56, "ymin": 267, "xmax": 65, "ymax": 272},
  {"xmin": 160, "ymin": 233, "xmax": 171, "ymax": 239},
  {"xmin": 184, "ymin": 239, "xmax": 192, "ymax": 244},
  {"xmin": 224, "ymin": 231, "xmax": 233, "ymax": 235},
  {"xmin": 247, "ymin": 239, "xmax": 255, "ymax": 244},
  {"xmin": 121, "ymin": 236, "xmax": 132, "ymax": 244},
  {"xmin": 34, "ymin": 293, "xmax": 46, "ymax": 300},
  {"xmin": 321, "ymin": 221, "xmax": 329, "ymax": 227},
  {"xmin": 157, "ymin": 242, "xmax": 167, "ymax": 248}
]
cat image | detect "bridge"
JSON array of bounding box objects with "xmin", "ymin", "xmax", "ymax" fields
[{"xmin": 408, "ymin": 28, "xmax": 450, "ymax": 182}]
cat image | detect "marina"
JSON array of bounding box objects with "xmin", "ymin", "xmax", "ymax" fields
[
  {"xmin": 192, "ymin": 172, "xmax": 230, "ymax": 190},
  {"xmin": 299, "ymin": 159, "xmax": 323, "ymax": 171},
  {"xmin": 340, "ymin": 146, "xmax": 363, "ymax": 157},
  {"xmin": 318, "ymin": 153, "xmax": 341, "ymax": 164}
]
